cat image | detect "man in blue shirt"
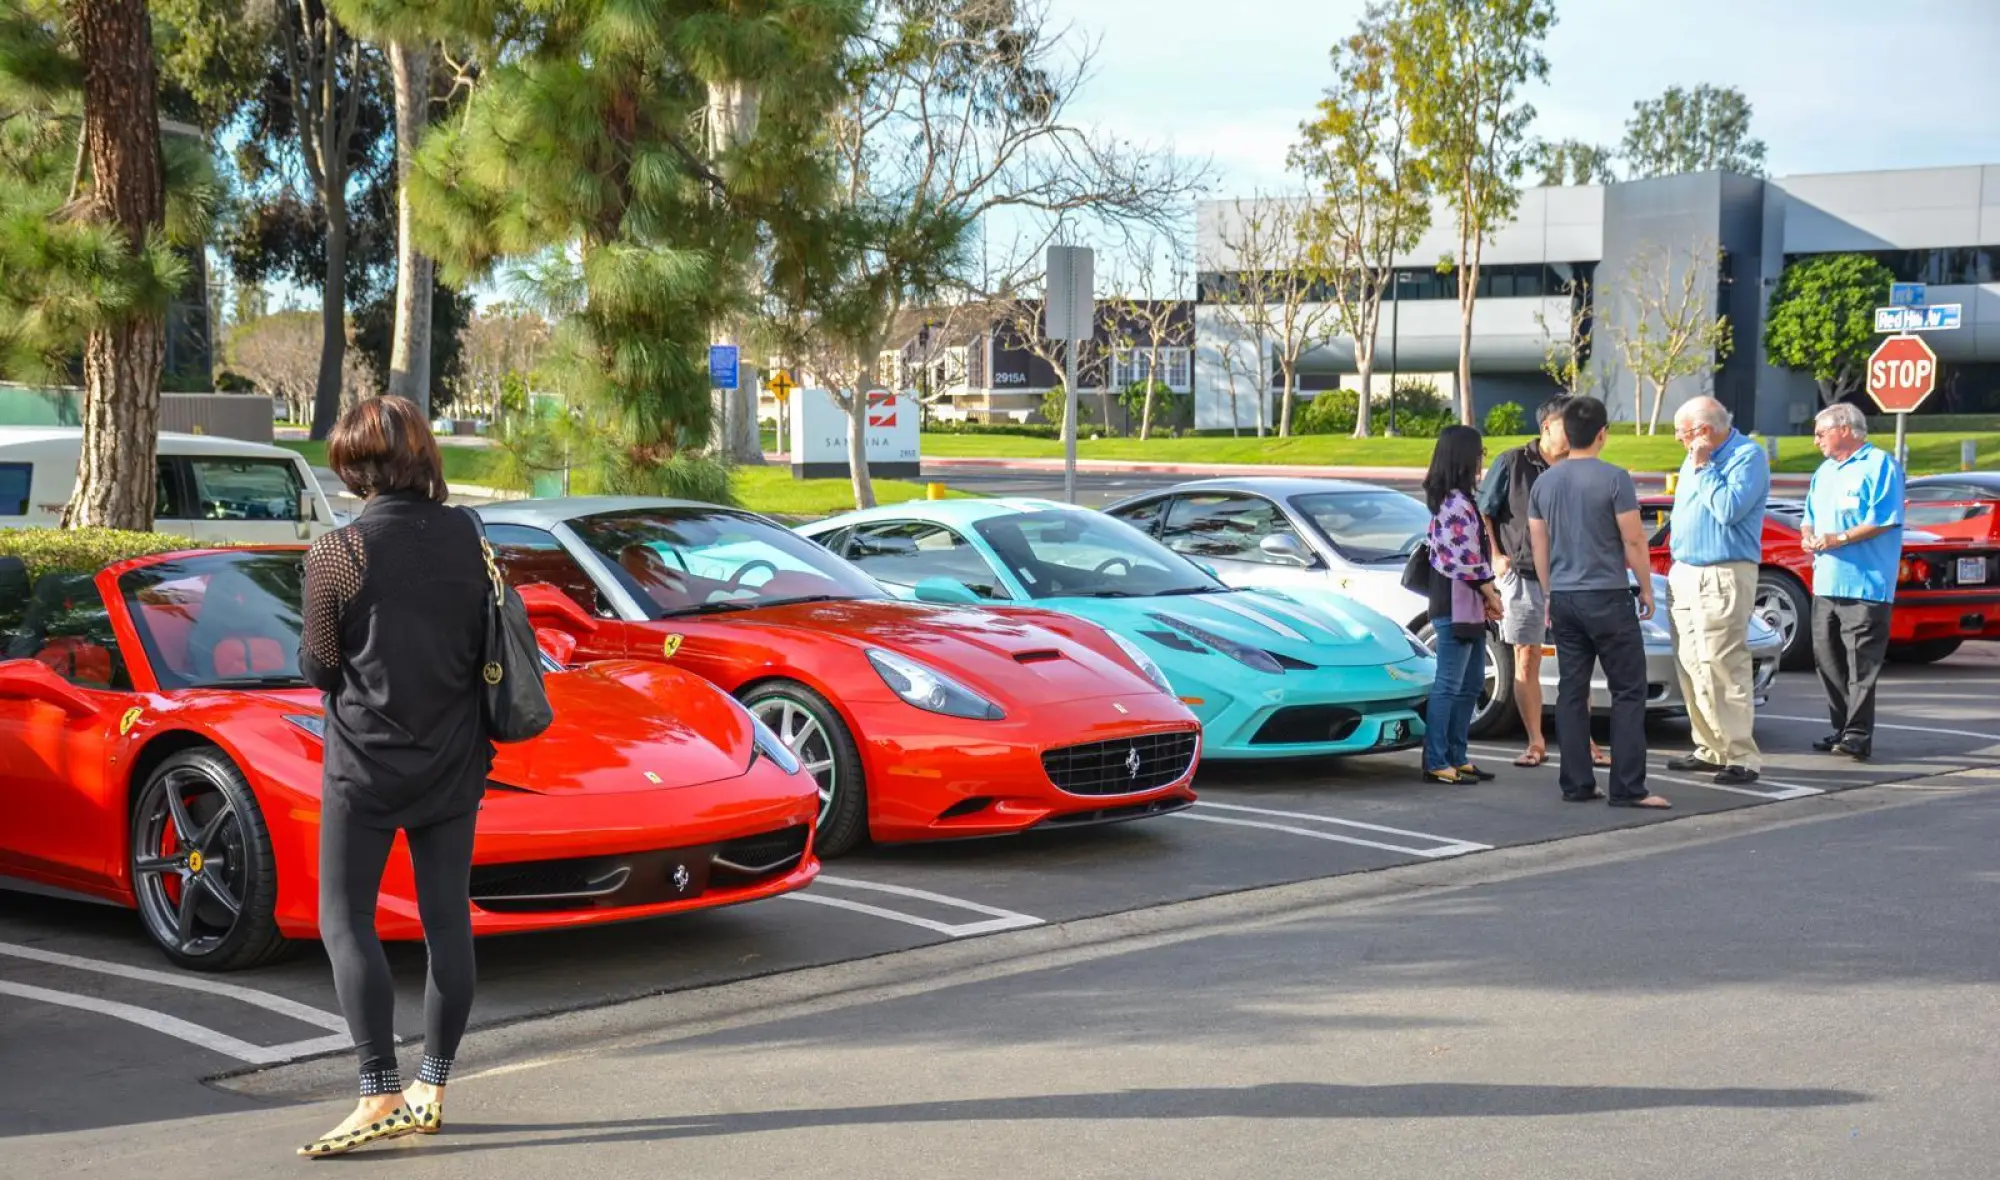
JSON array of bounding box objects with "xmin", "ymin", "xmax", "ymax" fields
[
  {"xmin": 1801, "ymin": 402, "xmax": 1905, "ymax": 760},
  {"xmin": 1665, "ymin": 397, "xmax": 1771, "ymax": 786}
]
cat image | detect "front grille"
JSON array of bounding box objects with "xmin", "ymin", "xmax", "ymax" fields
[
  {"xmin": 1042, "ymin": 730, "xmax": 1197, "ymax": 795},
  {"xmin": 1252, "ymin": 705, "xmax": 1362, "ymax": 745},
  {"xmin": 710, "ymin": 824, "xmax": 810, "ymax": 887},
  {"xmin": 1037, "ymin": 796, "xmax": 1193, "ymax": 826}
]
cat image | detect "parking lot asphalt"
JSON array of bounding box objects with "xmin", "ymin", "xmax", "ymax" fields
[{"xmin": 3, "ymin": 652, "xmax": 1996, "ymax": 1137}]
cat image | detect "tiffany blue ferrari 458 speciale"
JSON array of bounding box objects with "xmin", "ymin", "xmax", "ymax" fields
[{"xmin": 797, "ymin": 499, "xmax": 1437, "ymax": 760}]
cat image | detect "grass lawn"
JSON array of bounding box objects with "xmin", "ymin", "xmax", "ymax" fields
[
  {"xmin": 280, "ymin": 440, "xmax": 507, "ymax": 485},
  {"xmin": 733, "ymin": 467, "xmax": 960, "ymax": 519},
  {"xmin": 917, "ymin": 430, "xmax": 2000, "ymax": 476}
]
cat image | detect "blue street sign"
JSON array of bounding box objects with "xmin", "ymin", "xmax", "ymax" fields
[
  {"xmin": 708, "ymin": 344, "xmax": 740, "ymax": 390},
  {"xmin": 1873, "ymin": 304, "xmax": 1962, "ymax": 333},
  {"xmin": 1890, "ymin": 282, "xmax": 1927, "ymax": 307}
]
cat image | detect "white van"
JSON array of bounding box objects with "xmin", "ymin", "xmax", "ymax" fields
[{"xmin": 0, "ymin": 428, "xmax": 337, "ymax": 543}]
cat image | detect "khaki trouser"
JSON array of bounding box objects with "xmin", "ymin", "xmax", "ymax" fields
[{"xmin": 1668, "ymin": 560, "xmax": 1762, "ymax": 771}]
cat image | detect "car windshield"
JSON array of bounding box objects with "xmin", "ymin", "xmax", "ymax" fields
[
  {"xmin": 566, "ymin": 508, "xmax": 887, "ymax": 618},
  {"xmin": 118, "ymin": 551, "xmax": 311, "ymax": 690},
  {"xmin": 971, "ymin": 508, "xmax": 1223, "ymax": 600},
  {"xmin": 1291, "ymin": 490, "xmax": 1431, "ymax": 563}
]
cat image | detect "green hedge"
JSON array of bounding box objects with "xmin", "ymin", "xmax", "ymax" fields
[
  {"xmin": 0, "ymin": 527, "xmax": 206, "ymax": 581},
  {"xmin": 922, "ymin": 421, "xmax": 1062, "ymax": 438}
]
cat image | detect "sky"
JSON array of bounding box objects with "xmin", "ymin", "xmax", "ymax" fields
[{"xmin": 1058, "ymin": 0, "xmax": 2000, "ymax": 199}]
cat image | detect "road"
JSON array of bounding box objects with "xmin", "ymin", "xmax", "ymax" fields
[
  {"xmin": 16, "ymin": 731, "xmax": 2000, "ymax": 1177},
  {"xmin": 3, "ymin": 650, "xmax": 1998, "ymax": 1159}
]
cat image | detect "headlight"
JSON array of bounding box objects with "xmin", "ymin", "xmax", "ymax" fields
[
  {"xmin": 1147, "ymin": 612, "xmax": 1284, "ymax": 674},
  {"xmin": 866, "ymin": 649, "xmax": 1005, "ymax": 720},
  {"xmin": 284, "ymin": 714, "xmax": 325, "ymax": 740},
  {"xmin": 1107, "ymin": 630, "xmax": 1173, "ymax": 694},
  {"xmin": 749, "ymin": 711, "xmax": 802, "ymax": 775}
]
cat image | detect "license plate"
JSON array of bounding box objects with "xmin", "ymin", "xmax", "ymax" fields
[{"xmin": 1959, "ymin": 557, "xmax": 1989, "ymax": 585}]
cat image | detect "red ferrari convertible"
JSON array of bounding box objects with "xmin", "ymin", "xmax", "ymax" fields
[
  {"xmin": 0, "ymin": 546, "xmax": 821, "ymax": 972},
  {"xmin": 1640, "ymin": 496, "xmax": 2000, "ymax": 668},
  {"xmin": 474, "ymin": 498, "xmax": 1204, "ymax": 857}
]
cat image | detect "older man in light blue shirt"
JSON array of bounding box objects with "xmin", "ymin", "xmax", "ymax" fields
[
  {"xmin": 1802, "ymin": 402, "xmax": 1904, "ymax": 760},
  {"xmin": 1665, "ymin": 396, "xmax": 1770, "ymax": 785}
]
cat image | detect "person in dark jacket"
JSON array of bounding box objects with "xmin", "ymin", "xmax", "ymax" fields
[
  {"xmin": 1420, "ymin": 425, "xmax": 1505, "ymax": 785},
  {"xmin": 296, "ymin": 396, "xmax": 493, "ymax": 1157}
]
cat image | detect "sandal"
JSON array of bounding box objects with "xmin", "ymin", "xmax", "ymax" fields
[
  {"xmin": 1591, "ymin": 747, "xmax": 1612, "ymax": 768},
  {"xmin": 1512, "ymin": 747, "xmax": 1546, "ymax": 768},
  {"xmin": 298, "ymin": 1107, "xmax": 419, "ymax": 1157}
]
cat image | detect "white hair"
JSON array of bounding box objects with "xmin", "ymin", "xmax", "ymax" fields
[
  {"xmin": 1814, "ymin": 403, "xmax": 1869, "ymax": 439},
  {"xmin": 1675, "ymin": 397, "xmax": 1731, "ymax": 432}
]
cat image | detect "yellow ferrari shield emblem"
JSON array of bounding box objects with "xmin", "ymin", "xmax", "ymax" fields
[
  {"xmin": 662, "ymin": 634, "xmax": 683, "ymax": 659},
  {"xmin": 119, "ymin": 707, "xmax": 143, "ymax": 735},
  {"xmin": 186, "ymin": 850, "xmax": 205, "ymax": 874}
]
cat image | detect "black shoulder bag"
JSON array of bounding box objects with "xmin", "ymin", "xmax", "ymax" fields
[
  {"xmin": 1399, "ymin": 543, "xmax": 1432, "ymax": 596},
  {"xmin": 461, "ymin": 507, "xmax": 554, "ymax": 743}
]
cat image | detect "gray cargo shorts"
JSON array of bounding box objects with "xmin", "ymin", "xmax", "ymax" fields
[{"xmin": 1497, "ymin": 569, "xmax": 1549, "ymax": 647}]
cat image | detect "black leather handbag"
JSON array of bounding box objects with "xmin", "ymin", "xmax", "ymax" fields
[
  {"xmin": 461, "ymin": 508, "xmax": 553, "ymax": 743},
  {"xmin": 1399, "ymin": 543, "xmax": 1432, "ymax": 595}
]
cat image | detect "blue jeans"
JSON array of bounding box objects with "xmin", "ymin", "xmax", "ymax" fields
[{"xmin": 1423, "ymin": 618, "xmax": 1486, "ymax": 772}]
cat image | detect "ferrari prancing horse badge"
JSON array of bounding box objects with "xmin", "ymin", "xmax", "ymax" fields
[{"xmin": 662, "ymin": 634, "xmax": 683, "ymax": 659}]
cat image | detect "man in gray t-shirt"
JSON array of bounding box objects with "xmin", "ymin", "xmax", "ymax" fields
[{"xmin": 1527, "ymin": 396, "xmax": 1668, "ymax": 810}]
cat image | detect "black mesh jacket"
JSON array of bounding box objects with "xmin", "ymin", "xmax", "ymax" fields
[{"xmin": 300, "ymin": 492, "xmax": 493, "ymax": 830}]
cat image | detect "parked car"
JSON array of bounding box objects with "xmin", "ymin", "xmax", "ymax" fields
[
  {"xmin": 475, "ymin": 498, "xmax": 1203, "ymax": 856},
  {"xmin": 797, "ymin": 498, "xmax": 1438, "ymax": 760},
  {"xmin": 0, "ymin": 545, "xmax": 821, "ymax": 971},
  {"xmin": 1905, "ymin": 471, "xmax": 2000, "ymax": 502},
  {"xmin": 1639, "ymin": 495, "xmax": 2000, "ymax": 666},
  {"xmin": 1102, "ymin": 478, "xmax": 1780, "ymax": 739},
  {"xmin": 0, "ymin": 427, "xmax": 336, "ymax": 543}
]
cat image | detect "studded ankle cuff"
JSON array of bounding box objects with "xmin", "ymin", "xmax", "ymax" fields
[
  {"xmin": 416, "ymin": 1056, "xmax": 452, "ymax": 1086},
  {"xmin": 359, "ymin": 1068, "xmax": 402, "ymax": 1096}
]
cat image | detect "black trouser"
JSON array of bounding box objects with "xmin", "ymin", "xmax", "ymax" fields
[
  {"xmin": 1550, "ymin": 589, "xmax": 1650, "ymax": 802},
  {"xmin": 320, "ymin": 798, "xmax": 478, "ymax": 1092},
  {"xmin": 1812, "ymin": 596, "xmax": 1893, "ymax": 746}
]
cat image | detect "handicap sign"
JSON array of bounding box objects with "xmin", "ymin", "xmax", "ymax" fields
[{"xmin": 708, "ymin": 344, "xmax": 739, "ymax": 390}]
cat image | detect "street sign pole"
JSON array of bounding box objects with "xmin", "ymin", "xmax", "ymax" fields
[
  {"xmin": 1895, "ymin": 409, "xmax": 1908, "ymax": 468},
  {"xmin": 1045, "ymin": 245, "xmax": 1095, "ymax": 505}
]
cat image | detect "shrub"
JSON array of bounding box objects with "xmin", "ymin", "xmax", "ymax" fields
[
  {"xmin": 1483, "ymin": 401, "xmax": 1527, "ymax": 436},
  {"xmin": 921, "ymin": 421, "xmax": 1060, "ymax": 438},
  {"xmin": 0, "ymin": 527, "xmax": 207, "ymax": 581},
  {"xmin": 1038, "ymin": 387, "xmax": 1095, "ymax": 428},
  {"xmin": 1295, "ymin": 390, "xmax": 1360, "ymax": 435}
]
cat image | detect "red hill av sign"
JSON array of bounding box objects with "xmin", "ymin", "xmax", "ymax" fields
[{"xmin": 1867, "ymin": 335, "xmax": 1939, "ymax": 414}]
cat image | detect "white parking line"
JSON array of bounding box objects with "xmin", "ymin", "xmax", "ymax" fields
[
  {"xmin": 784, "ymin": 875, "xmax": 1044, "ymax": 938},
  {"xmin": 1764, "ymin": 715, "xmax": 2000, "ymax": 743},
  {"xmin": 1175, "ymin": 802, "xmax": 1490, "ymax": 858},
  {"xmin": 0, "ymin": 982, "xmax": 349, "ymax": 1065},
  {"xmin": 0, "ymin": 941, "xmax": 346, "ymax": 1031},
  {"xmin": 1468, "ymin": 744, "xmax": 1824, "ymax": 801}
]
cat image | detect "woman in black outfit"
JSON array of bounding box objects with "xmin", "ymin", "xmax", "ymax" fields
[{"xmin": 297, "ymin": 396, "xmax": 492, "ymax": 1157}]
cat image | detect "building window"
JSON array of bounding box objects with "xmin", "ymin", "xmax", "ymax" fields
[
  {"xmin": 1113, "ymin": 348, "xmax": 1192, "ymax": 393},
  {"xmin": 1784, "ymin": 246, "xmax": 1998, "ymax": 286},
  {"xmin": 965, "ymin": 336, "xmax": 987, "ymax": 390}
]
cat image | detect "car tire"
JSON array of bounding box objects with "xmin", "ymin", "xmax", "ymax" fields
[
  {"xmin": 130, "ymin": 747, "xmax": 290, "ymax": 972},
  {"xmin": 1415, "ymin": 621, "xmax": 1517, "ymax": 740},
  {"xmin": 1754, "ymin": 569, "xmax": 1814, "ymax": 671},
  {"xmin": 1886, "ymin": 638, "xmax": 1963, "ymax": 665},
  {"xmin": 741, "ymin": 680, "xmax": 870, "ymax": 858}
]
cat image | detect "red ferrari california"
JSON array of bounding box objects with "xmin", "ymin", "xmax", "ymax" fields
[
  {"xmin": 0, "ymin": 545, "xmax": 821, "ymax": 972},
  {"xmin": 473, "ymin": 498, "xmax": 1204, "ymax": 857}
]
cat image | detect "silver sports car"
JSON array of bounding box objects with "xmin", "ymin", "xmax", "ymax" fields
[{"xmin": 1103, "ymin": 476, "xmax": 1783, "ymax": 740}]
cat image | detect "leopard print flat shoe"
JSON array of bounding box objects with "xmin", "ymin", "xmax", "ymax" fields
[{"xmin": 297, "ymin": 1107, "xmax": 419, "ymax": 1158}]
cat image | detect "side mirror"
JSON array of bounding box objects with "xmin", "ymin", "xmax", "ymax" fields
[
  {"xmin": 534, "ymin": 627, "xmax": 578, "ymax": 667},
  {"xmin": 912, "ymin": 576, "xmax": 982, "ymax": 605},
  {"xmin": 0, "ymin": 659, "xmax": 102, "ymax": 718},
  {"xmin": 298, "ymin": 488, "xmax": 318, "ymax": 523},
  {"xmin": 518, "ymin": 583, "xmax": 602, "ymax": 633},
  {"xmin": 1259, "ymin": 533, "xmax": 1314, "ymax": 567}
]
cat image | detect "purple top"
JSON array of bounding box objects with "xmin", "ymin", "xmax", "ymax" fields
[{"xmin": 1428, "ymin": 489, "xmax": 1493, "ymax": 631}]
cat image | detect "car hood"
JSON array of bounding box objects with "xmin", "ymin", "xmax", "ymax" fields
[
  {"xmin": 228, "ymin": 663, "xmax": 758, "ymax": 795},
  {"xmin": 720, "ymin": 598, "xmax": 1165, "ymax": 704},
  {"xmin": 1047, "ymin": 587, "xmax": 1415, "ymax": 668}
]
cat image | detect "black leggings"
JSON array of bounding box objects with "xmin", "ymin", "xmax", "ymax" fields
[{"xmin": 319, "ymin": 799, "xmax": 478, "ymax": 1092}]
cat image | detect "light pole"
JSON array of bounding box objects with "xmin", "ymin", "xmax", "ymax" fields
[{"xmin": 1386, "ymin": 264, "xmax": 1410, "ymax": 437}]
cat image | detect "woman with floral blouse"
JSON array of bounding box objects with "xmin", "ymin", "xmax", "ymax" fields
[{"xmin": 1421, "ymin": 425, "xmax": 1506, "ymax": 784}]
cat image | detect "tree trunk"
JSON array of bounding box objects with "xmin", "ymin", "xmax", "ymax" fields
[
  {"xmin": 1353, "ymin": 357, "xmax": 1375, "ymax": 440},
  {"xmin": 707, "ymin": 76, "xmax": 766, "ymax": 465},
  {"xmin": 66, "ymin": 0, "xmax": 167, "ymax": 531},
  {"xmin": 1457, "ymin": 235, "xmax": 1480, "ymax": 425},
  {"xmin": 309, "ymin": 198, "xmax": 350, "ymax": 440},
  {"xmin": 846, "ymin": 390, "xmax": 876, "ymax": 509},
  {"xmin": 386, "ymin": 41, "xmax": 433, "ymax": 416},
  {"xmin": 1278, "ymin": 363, "xmax": 1297, "ymax": 438}
]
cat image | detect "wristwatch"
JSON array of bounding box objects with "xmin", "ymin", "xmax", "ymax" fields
[{"xmin": 1835, "ymin": 531, "xmax": 1850, "ymax": 547}]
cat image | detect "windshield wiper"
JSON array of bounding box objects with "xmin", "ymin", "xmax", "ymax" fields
[
  {"xmin": 205, "ymin": 675, "xmax": 310, "ymax": 688},
  {"xmin": 1151, "ymin": 585, "xmax": 1231, "ymax": 596},
  {"xmin": 761, "ymin": 595, "xmax": 853, "ymax": 609},
  {"xmin": 1076, "ymin": 589, "xmax": 1142, "ymax": 598},
  {"xmin": 661, "ymin": 600, "xmax": 761, "ymax": 617}
]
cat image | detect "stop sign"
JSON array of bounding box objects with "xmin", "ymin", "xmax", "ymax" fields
[{"xmin": 1867, "ymin": 335, "xmax": 1939, "ymax": 413}]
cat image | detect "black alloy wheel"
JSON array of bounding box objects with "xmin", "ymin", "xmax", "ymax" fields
[{"xmin": 130, "ymin": 748, "xmax": 289, "ymax": 971}]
